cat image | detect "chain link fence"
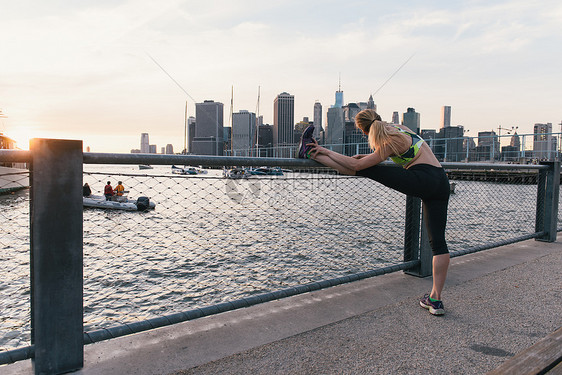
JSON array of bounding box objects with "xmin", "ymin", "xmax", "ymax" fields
[
  {"xmin": 0, "ymin": 164, "xmax": 30, "ymax": 353},
  {"xmin": 80, "ymin": 165, "xmax": 407, "ymax": 332},
  {"xmin": 0, "ymin": 156, "xmax": 559, "ymax": 360}
]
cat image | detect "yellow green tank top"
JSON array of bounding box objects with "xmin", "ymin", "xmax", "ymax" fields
[{"xmin": 389, "ymin": 126, "xmax": 425, "ymax": 166}]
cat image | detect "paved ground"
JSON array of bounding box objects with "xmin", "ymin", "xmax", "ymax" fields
[{"xmin": 3, "ymin": 236, "xmax": 561, "ymax": 375}]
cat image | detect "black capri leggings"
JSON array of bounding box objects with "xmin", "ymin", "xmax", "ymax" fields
[{"xmin": 356, "ymin": 163, "xmax": 450, "ymax": 256}]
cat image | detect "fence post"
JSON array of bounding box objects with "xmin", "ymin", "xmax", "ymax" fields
[
  {"xmin": 535, "ymin": 161, "xmax": 560, "ymax": 242},
  {"xmin": 30, "ymin": 139, "xmax": 83, "ymax": 374},
  {"xmin": 403, "ymin": 196, "xmax": 432, "ymax": 277}
]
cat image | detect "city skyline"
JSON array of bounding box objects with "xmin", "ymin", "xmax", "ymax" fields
[{"xmin": 1, "ymin": 1, "xmax": 561, "ymax": 153}]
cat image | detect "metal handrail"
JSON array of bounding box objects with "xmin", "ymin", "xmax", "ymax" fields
[{"xmin": 0, "ymin": 149, "xmax": 551, "ymax": 170}]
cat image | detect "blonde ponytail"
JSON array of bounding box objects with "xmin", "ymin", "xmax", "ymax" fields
[{"xmin": 368, "ymin": 121, "xmax": 403, "ymax": 156}]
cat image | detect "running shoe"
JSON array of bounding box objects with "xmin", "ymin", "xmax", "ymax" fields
[
  {"xmin": 420, "ymin": 294, "xmax": 445, "ymax": 315},
  {"xmin": 297, "ymin": 125, "xmax": 315, "ymax": 159}
]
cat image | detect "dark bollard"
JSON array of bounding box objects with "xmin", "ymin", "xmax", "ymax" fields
[
  {"xmin": 403, "ymin": 196, "xmax": 432, "ymax": 277},
  {"xmin": 30, "ymin": 139, "xmax": 83, "ymax": 374},
  {"xmin": 535, "ymin": 161, "xmax": 560, "ymax": 242}
]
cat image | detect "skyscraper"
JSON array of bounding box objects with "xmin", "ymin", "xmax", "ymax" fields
[
  {"xmin": 187, "ymin": 116, "xmax": 196, "ymax": 154},
  {"xmin": 140, "ymin": 133, "xmax": 149, "ymax": 153},
  {"xmin": 273, "ymin": 92, "xmax": 294, "ymax": 156},
  {"xmin": 327, "ymin": 85, "xmax": 346, "ymax": 153},
  {"xmin": 392, "ymin": 112, "xmax": 399, "ymax": 124},
  {"xmin": 326, "ymin": 107, "xmax": 345, "ymax": 153},
  {"xmin": 334, "ymin": 77, "xmax": 344, "ymax": 109},
  {"xmin": 477, "ymin": 131, "xmax": 500, "ymax": 161},
  {"xmin": 313, "ymin": 101, "xmax": 323, "ymax": 139},
  {"xmin": 367, "ymin": 95, "xmax": 375, "ymax": 110},
  {"xmin": 232, "ymin": 110, "xmax": 256, "ymax": 156},
  {"xmin": 510, "ymin": 132, "xmax": 521, "ymax": 149},
  {"xmin": 533, "ymin": 123, "xmax": 555, "ymax": 160},
  {"xmin": 193, "ymin": 100, "xmax": 224, "ymax": 155},
  {"xmin": 441, "ymin": 106, "xmax": 451, "ymax": 128},
  {"xmin": 403, "ymin": 108, "xmax": 420, "ymax": 134},
  {"xmin": 334, "ymin": 89, "xmax": 343, "ymax": 108}
]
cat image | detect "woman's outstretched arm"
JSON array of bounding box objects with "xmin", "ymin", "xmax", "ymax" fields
[{"xmin": 308, "ymin": 141, "xmax": 387, "ymax": 172}]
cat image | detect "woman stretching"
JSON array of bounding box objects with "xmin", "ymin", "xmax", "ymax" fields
[{"xmin": 306, "ymin": 109, "xmax": 450, "ymax": 315}]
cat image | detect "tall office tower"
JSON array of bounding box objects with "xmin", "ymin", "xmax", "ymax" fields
[
  {"xmin": 367, "ymin": 95, "xmax": 375, "ymax": 110},
  {"xmin": 193, "ymin": 100, "xmax": 224, "ymax": 155},
  {"xmin": 165, "ymin": 144, "xmax": 174, "ymax": 154},
  {"xmin": 333, "ymin": 77, "xmax": 344, "ymax": 108},
  {"xmin": 140, "ymin": 133, "xmax": 150, "ymax": 153},
  {"xmin": 232, "ymin": 110, "xmax": 257, "ymax": 156},
  {"xmin": 343, "ymin": 103, "xmax": 361, "ymax": 122},
  {"xmin": 313, "ymin": 101, "xmax": 323, "ymax": 139},
  {"xmin": 257, "ymin": 124, "xmax": 274, "ymax": 157},
  {"xmin": 273, "ymin": 92, "xmax": 295, "ymax": 156},
  {"xmin": 441, "ymin": 106, "xmax": 451, "ymax": 128},
  {"xmin": 437, "ymin": 125, "xmax": 464, "ymax": 162},
  {"xmin": 477, "ymin": 131, "xmax": 500, "ymax": 161},
  {"xmin": 187, "ymin": 116, "xmax": 196, "ymax": 154},
  {"xmin": 533, "ymin": 123, "xmax": 555, "ymax": 160},
  {"xmin": 149, "ymin": 144, "xmax": 157, "ymax": 154},
  {"xmin": 334, "ymin": 89, "xmax": 343, "ymax": 108},
  {"xmin": 392, "ymin": 112, "xmax": 400, "ymax": 124},
  {"xmin": 403, "ymin": 108, "xmax": 421, "ymax": 134},
  {"xmin": 326, "ymin": 107, "xmax": 345, "ymax": 153},
  {"xmin": 510, "ymin": 132, "xmax": 521, "ymax": 149}
]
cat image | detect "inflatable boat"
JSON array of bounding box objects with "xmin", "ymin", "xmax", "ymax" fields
[{"xmin": 83, "ymin": 195, "xmax": 155, "ymax": 211}]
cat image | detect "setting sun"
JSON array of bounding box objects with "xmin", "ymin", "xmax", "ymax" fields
[{"xmin": 2, "ymin": 126, "xmax": 34, "ymax": 150}]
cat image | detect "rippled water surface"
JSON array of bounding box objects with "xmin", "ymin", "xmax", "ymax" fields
[{"xmin": 0, "ymin": 165, "xmax": 552, "ymax": 350}]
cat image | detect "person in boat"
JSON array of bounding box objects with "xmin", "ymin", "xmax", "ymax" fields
[
  {"xmin": 114, "ymin": 181, "xmax": 125, "ymax": 197},
  {"xmin": 104, "ymin": 181, "xmax": 114, "ymax": 201},
  {"xmin": 304, "ymin": 109, "xmax": 450, "ymax": 316},
  {"xmin": 83, "ymin": 183, "xmax": 92, "ymax": 197}
]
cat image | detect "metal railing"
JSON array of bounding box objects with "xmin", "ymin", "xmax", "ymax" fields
[
  {"xmin": 228, "ymin": 131, "xmax": 562, "ymax": 163},
  {"xmin": 0, "ymin": 141, "xmax": 560, "ymax": 374}
]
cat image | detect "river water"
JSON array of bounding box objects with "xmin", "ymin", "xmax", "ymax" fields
[{"xmin": 0, "ymin": 165, "xmax": 545, "ymax": 350}]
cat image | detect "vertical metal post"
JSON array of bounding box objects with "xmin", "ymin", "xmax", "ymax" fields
[
  {"xmin": 403, "ymin": 196, "xmax": 432, "ymax": 277},
  {"xmin": 535, "ymin": 161, "xmax": 560, "ymax": 242},
  {"xmin": 30, "ymin": 139, "xmax": 83, "ymax": 374},
  {"xmin": 403, "ymin": 196, "xmax": 420, "ymax": 264}
]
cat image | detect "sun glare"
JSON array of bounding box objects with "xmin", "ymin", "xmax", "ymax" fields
[{"xmin": 6, "ymin": 129, "xmax": 32, "ymax": 150}]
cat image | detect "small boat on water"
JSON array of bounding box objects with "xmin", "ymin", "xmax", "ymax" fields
[
  {"xmin": 0, "ymin": 132, "xmax": 29, "ymax": 194},
  {"xmin": 83, "ymin": 195, "xmax": 155, "ymax": 211},
  {"xmin": 250, "ymin": 166, "xmax": 284, "ymax": 176},
  {"xmin": 223, "ymin": 167, "xmax": 250, "ymax": 179}
]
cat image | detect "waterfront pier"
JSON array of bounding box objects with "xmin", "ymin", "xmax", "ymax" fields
[{"xmin": 3, "ymin": 235, "xmax": 561, "ymax": 374}]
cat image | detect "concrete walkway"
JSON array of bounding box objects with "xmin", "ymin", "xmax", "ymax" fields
[{"xmin": 4, "ymin": 235, "xmax": 561, "ymax": 375}]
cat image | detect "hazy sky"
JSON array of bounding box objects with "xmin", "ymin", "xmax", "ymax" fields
[{"xmin": 1, "ymin": 0, "xmax": 561, "ymax": 152}]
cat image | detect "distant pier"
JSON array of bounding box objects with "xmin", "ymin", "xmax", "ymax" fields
[{"xmin": 446, "ymin": 168, "xmax": 541, "ymax": 184}]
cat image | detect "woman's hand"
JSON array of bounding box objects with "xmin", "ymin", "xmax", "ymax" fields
[{"xmin": 306, "ymin": 139, "xmax": 329, "ymax": 159}]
